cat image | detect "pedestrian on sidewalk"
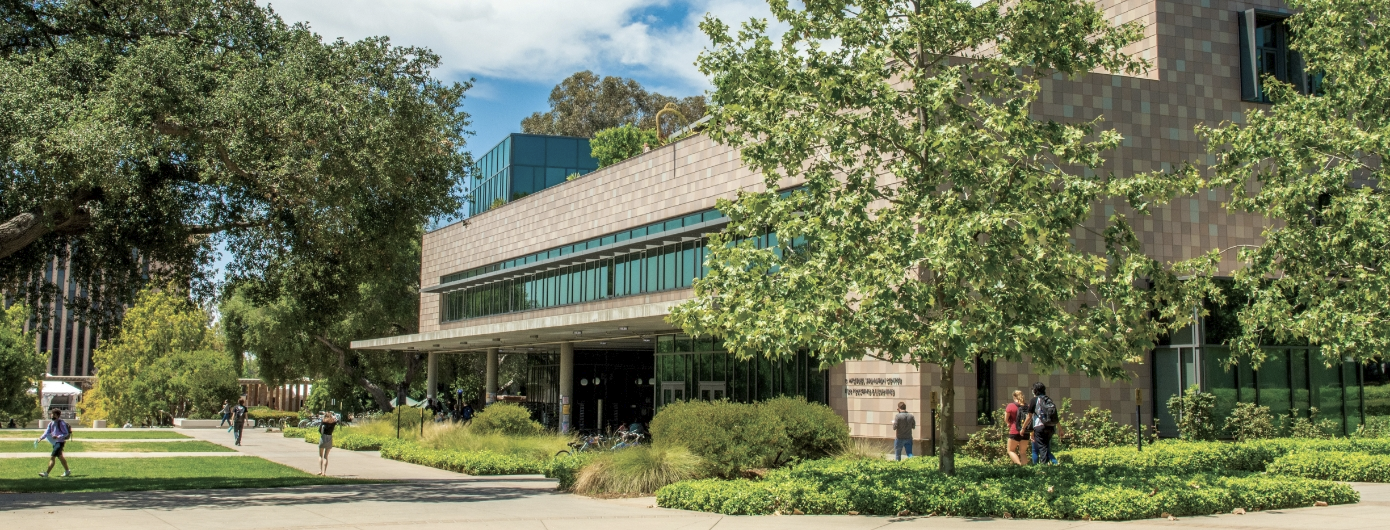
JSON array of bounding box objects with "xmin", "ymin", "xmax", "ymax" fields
[
  {"xmin": 218, "ymin": 400, "xmax": 231, "ymax": 428},
  {"xmin": 891, "ymin": 402, "xmax": 916, "ymax": 461},
  {"xmin": 317, "ymin": 412, "xmax": 338, "ymax": 475},
  {"xmin": 36, "ymin": 409, "xmax": 71, "ymax": 477},
  {"xmin": 1025, "ymin": 382, "xmax": 1059, "ymax": 465},
  {"xmin": 231, "ymin": 398, "xmax": 248, "ymax": 446},
  {"xmin": 1005, "ymin": 390, "xmax": 1028, "ymax": 465}
]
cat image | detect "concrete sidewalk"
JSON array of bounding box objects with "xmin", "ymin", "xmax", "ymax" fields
[{"xmin": 180, "ymin": 428, "xmax": 477, "ymax": 481}]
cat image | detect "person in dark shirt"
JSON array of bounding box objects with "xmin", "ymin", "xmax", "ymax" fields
[
  {"xmin": 891, "ymin": 402, "xmax": 916, "ymax": 460},
  {"xmin": 231, "ymin": 398, "xmax": 248, "ymax": 446},
  {"xmin": 317, "ymin": 412, "xmax": 338, "ymax": 476}
]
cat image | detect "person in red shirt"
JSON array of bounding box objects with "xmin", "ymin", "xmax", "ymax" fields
[{"xmin": 1004, "ymin": 390, "xmax": 1028, "ymax": 465}]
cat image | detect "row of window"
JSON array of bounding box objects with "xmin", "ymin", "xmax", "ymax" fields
[
  {"xmin": 439, "ymin": 208, "xmax": 724, "ymax": 285},
  {"xmin": 654, "ymin": 335, "xmax": 829, "ymax": 407}
]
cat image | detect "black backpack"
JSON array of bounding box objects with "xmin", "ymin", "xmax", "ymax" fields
[{"xmin": 1033, "ymin": 395, "xmax": 1059, "ymax": 427}]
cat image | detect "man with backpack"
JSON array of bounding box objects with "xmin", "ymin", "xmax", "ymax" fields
[
  {"xmin": 231, "ymin": 398, "xmax": 249, "ymax": 446},
  {"xmin": 36, "ymin": 409, "xmax": 71, "ymax": 477},
  {"xmin": 1024, "ymin": 382, "xmax": 1059, "ymax": 465}
]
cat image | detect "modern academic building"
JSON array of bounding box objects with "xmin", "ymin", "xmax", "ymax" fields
[{"xmin": 354, "ymin": 0, "xmax": 1387, "ymax": 441}]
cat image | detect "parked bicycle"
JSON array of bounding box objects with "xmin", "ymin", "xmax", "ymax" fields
[{"xmin": 555, "ymin": 432, "xmax": 605, "ymax": 456}]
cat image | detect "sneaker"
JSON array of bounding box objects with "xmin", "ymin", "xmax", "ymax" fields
[
  {"xmin": 61, "ymin": 470, "xmax": 71, "ymax": 477},
  {"xmin": 38, "ymin": 472, "xmax": 47, "ymax": 478}
]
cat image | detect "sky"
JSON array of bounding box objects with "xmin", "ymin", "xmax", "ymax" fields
[{"xmin": 260, "ymin": 0, "xmax": 773, "ymax": 148}]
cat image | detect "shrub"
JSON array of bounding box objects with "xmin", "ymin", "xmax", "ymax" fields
[
  {"xmin": 418, "ymin": 422, "xmax": 568, "ymax": 460},
  {"xmin": 1166, "ymin": 385, "xmax": 1217, "ymax": 441},
  {"xmin": 655, "ymin": 456, "xmax": 1360, "ymax": 519},
  {"xmin": 960, "ymin": 408, "xmax": 1009, "ymax": 463},
  {"xmin": 1355, "ymin": 416, "xmax": 1390, "ymax": 438},
  {"xmin": 834, "ymin": 437, "xmax": 891, "ymax": 461},
  {"xmin": 1268, "ymin": 451, "xmax": 1390, "ymax": 482},
  {"xmin": 1062, "ymin": 437, "xmax": 1390, "ymax": 474},
  {"xmin": 304, "ymin": 430, "xmax": 391, "ymax": 451},
  {"xmin": 1059, "ymin": 404, "xmax": 1136, "ymax": 449},
  {"xmin": 545, "ymin": 452, "xmax": 598, "ymax": 491},
  {"xmin": 1224, "ymin": 402, "xmax": 1276, "ymax": 441},
  {"xmin": 590, "ymin": 124, "xmax": 659, "ymax": 167},
  {"xmin": 247, "ymin": 408, "xmax": 298, "ymax": 425},
  {"xmin": 282, "ymin": 426, "xmax": 309, "ymax": 438},
  {"xmin": 379, "ymin": 439, "xmax": 547, "ymax": 475},
  {"xmin": 650, "ymin": 400, "xmax": 785, "ymax": 478},
  {"xmin": 1287, "ymin": 407, "xmax": 1338, "ymax": 439},
  {"xmin": 574, "ymin": 445, "xmax": 705, "ymax": 495},
  {"xmin": 470, "ymin": 403, "xmax": 543, "ymax": 436},
  {"xmin": 761, "ymin": 396, "xmax": 849, "ymax": 461}
]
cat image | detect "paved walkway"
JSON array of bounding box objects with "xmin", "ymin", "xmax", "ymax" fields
[
  {"xmin": 181, "ymin": 428, "xmax": 470, "ymax": 481},
  {"xmin": 0, "ymin": 429, "xmax": 1383, "ymax": 530}
]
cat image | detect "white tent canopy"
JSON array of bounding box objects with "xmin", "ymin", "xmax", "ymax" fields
[{"xmin": 25, "ymin": 381, "xmax": 84, "ymax": 396}]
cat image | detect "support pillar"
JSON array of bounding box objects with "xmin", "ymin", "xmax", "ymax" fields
[
  {"xmin": 560, "ymin": 341, "xmax": 574, "ymax": 433},
  {"xmin": 427, "ymin": 351, "xmax": 439, "ymax": 404},
  {"xmin": 485, "ymin": 348, "xmax": 499, "ymax": 405}
]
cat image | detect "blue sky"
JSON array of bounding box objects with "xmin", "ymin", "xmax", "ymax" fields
[{"xmin": 261, "ymin": 0, "xmax": 771, "ymax": 147}]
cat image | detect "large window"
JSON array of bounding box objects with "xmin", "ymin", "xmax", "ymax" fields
[
  {"xmin": 654, "ymin": 334, "xmax": 828, "ymax": 408},
  {"xmin": 1238, "ymin": 10, "xmax": 1320, "ymax": 103},
  {"xmin": 467, "ymin": 134, "xmax": 599, "ymax": 216}
]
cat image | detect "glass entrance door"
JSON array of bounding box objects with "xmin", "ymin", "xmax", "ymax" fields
[{"xmin": 1154, "ymin": 347, "xmax": 1199, "ymax": 437}]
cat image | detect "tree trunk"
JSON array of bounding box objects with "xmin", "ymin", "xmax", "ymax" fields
[
  {"xmin": 314, "ymin": 334, "xmax": 395, "ymax": 412},
  {"xmin": 938, "ymin": 361, "xmax": 956, "ymax": 475}
]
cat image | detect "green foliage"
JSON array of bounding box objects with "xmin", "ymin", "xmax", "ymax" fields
[
  {"xmin": 1355, "ymin": 415, "xmax": 1390, "ymax": 438},
  {"xmin": 282, "ymin": 427, "xmax": 309, "ymax": 439},
  {"xmin": 760, "ymin": 396, "xmax": 849, "ymax": 460},
  {"xmin": 418, "ymin": 424, "xmax": 569, "ymax": 460},
  {"xmin": 0, "ymin": 0, "xmax": 471, "ymax": 334},
  {"xmin": 833, "ymin": 437, "xmax": 892, "ymax": 461},
  {"xmin": 521, "ymin": 70, "xmax": 705, "ymax": 139},
  {"xmin": 247, "ymin": 409, "xmax": 299, "ymax": 425},
  {"xmin": 469, "ymin": 403, "xmax": 542, "ymax": 436},
  {"xmin": 302, "ymin": 383, "xmax": 331, "ymax": 417},
  {"xmin": 1189, "ymin": 0, "xmax": 1390, "ymax": 366},
  {"xmin": 1286, "ymin": 408, "xmax": 1338, "ymax": 439},
  {"xmin": 1062, "ymin": 438, "xmax": 1390, "ymax": 474},
  {"xmin": 379, "ymin": 439, "xmax": 548, "ymax": 475},
  {"xmin": 1224, "ymin": 402, "xmax": 1277, "ymax": 442},
  {"xmin": 1166, "ymin": 385, "xmax": 1217, "ymax": 441},
  {"xmin": 546, "ymin": 452, "xmax": 599, "ymax": 491},
  {"xmin": 303, "ymin": 430, "xmax": 389, "ymax": 451},
  {"xmin": 1268, "ymin": 451, "xmax": 1390, "ymax": 482},
  {"xmin": 0, "ymin": 304, "xmax": 44, "ymax": 423},
  {"xmin": 672, "ymin": 0, "xmax": 1215, "ymax": 475},
  {"xmin": 960, "ymin": 409, "xmax": 1009, "ymax": 463},
  {"xmin": 83, "ymin": 287, "xmax": 237, "ymax": 424},
  {"xmin": 0, "ymin": 456, "xmax": 360, "ymax": 494},
  {"xmin": 1058, "ymin": 403, "xmax": 1137, "ymax": 449},
  {"xmin": 574, "ymin": 445, "xmax": 705, "ymax": 495},
  {"xmin": 650, "ymin": 400, "xmax": 786, "ymax": 478},
  {"xmin": 590, "ymin": 124, "xmax": 660, "ymax": 167},
  {"xmin": 655, "ymin": 456, "xmax": 1358, "ymax": 519}
]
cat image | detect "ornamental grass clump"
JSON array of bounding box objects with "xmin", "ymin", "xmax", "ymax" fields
[
  {"xmin": 573, "ymin": 445, "xmax": 705, "ymax": 495},
  {"xmin": 418, "ymin": 423, "xmax": 568, "ymax": 460}
]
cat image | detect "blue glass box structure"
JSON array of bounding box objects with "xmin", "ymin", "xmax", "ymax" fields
[{"xmin": 470, "ymin": 134, "xmax": 600, "ymax": 215}]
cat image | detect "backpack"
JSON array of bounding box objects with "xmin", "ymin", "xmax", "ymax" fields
[
  {"xmin": 53, "ymin": 419, "xmax": 71, "ymax": 441},
  {"xmin": 1033, "ymin": 395, "xmax": 1059, "ymax": 427},
  {"xmin": 232, "ymin": 406, "xmax": 247, "ymax": 422},
  {"xmin": 1013, "ymin": 404, "xmax": 1028, "ymax": 433}
]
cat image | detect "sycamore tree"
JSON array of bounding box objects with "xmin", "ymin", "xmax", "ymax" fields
[
  {"xmin": 0, "ymin": 303, "xmax": 45, "ymax": 423},
  {"xmin": 0, "ymin": 1, "xmax": 469, "ymax": 331},
  {"xmin": 669, "ymin": 0, "xmax": 1212, "ymax": 474},
  {"xmin": 83, "ymin": 286, "xmax": 238, "ymax": 425},
  {"xmin": 1194, "ymin": 0, "xmax": 1389, "ymax": 368}
]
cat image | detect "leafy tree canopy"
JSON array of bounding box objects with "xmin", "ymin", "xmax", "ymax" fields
[
  {"xmin": 0, "ymin": 303, "xmax": 45, "ymax": 422},
  {"xmin": 669, "ymin": 0, "xmax": 1212, "ymax": 474},
  {"xmin": 82, "ymin": 286, "xmax": 238, "ymax": 424},
  {"xmin": 521, "ymin": 70, "xmax": 705, "ymax": 138},
  {"xmin": 1194, "ymin": 0, "xmax": 1388, "ymax": 367},
  {"xmin": 0, "ymin": 0, "xmax": 470, "ymax": 332},
  {"xmin": 590, "ymin": 124, "xmax": 661, "ymax": 167}
]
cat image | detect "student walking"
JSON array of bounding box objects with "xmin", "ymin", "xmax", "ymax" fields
[
  {"xmin": 231, "ymin": 398, "xmax": 249, "ymax": 446},
  {"xmin": 891, "ymin": 402, "xmax": 916, "ymax": 460},
  {"xmin": 36, "ymin": 409, "xmax": 71, "ymax": 477},
  {"xmin": 1005, "ymin": 390, "xmax": 1028, "ymax": 465},
  {"xmin": 218, "ymin": 400, "xmax": 231, "ymax": 428},
  {"xmin": 317, "ymin": 412, "xmax": 338, "ymax": 475},
  {"xmin": 1025, "ymin": 382, "xmax": 1059, "ymax": 465}
]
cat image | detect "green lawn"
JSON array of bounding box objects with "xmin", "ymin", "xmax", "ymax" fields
[
  {"xmin": 0, "ymin": 440, "xmax": 232, "ymax": 453},
  {"xmin": 0, "ymin": 456, "xmax": 365, "ymax": 493},
  {"xmin": 0, "ymin": 430, "xmax": 190, "ymax": 439}
]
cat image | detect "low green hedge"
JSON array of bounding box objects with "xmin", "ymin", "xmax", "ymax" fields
[
  {"xmin": 1268, "ymin": 451, "xmax": 1390, "ymax": 482},
  {"xmin": 379, "ymin": 439, "xmax": 548, "ymax": 475},
  {"xmin": 655, "ymin": 457, "xmax": 1358, "ymax": 519},
  {"xmin": 1062, "ymin": 438, "xmax": 1390, "ymax": 474},
  {"xmin": 544, "ymin": 452, "xmax": 598, "ymax": 491},
  {"xmin": 301, "ymin": 431, "xmax": 390, "ymax": 451},
  {"xmin": 282, "ymin": 427, "xmax": 309, "ymax": 438}
]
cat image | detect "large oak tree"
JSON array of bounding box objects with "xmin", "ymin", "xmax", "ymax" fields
[
  {"xmin": 670, "ymin": 0, "xmax": 1211, "ymax": 474},
  {"xmin": 0, "ymin": 1, "xmax": 470, "ymax": 331}
]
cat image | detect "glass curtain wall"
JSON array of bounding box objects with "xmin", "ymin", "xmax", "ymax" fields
[
  {"xmin": 468, "ymin": 134, "xmax": 599, "ymax": 216},
  {"xmin": 653, "ymin": 334, "xmax": 828, "ymax": 408}
]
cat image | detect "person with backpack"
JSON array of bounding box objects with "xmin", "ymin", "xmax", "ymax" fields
[
  {"xmin": 460, "ymin": 403, "xmax": 475, "ymax": 425},
  {"xmin": 36, "ymin": 409, "xmax": 71, "ymax": 477},
  {"xmin": 231, "ymin": 398, "xmax": 249, "ymax": 446},
  {"xmin": 1004, "ymin": 390, "xmax": 1029, "ymax": 465},
  {"xmin": 891, "ymin": 401, "xmax": 916, "ymax": 460},
  {"xmin": 1024, "ymin": 382, "xmax": 1059, "ymax": 465}
]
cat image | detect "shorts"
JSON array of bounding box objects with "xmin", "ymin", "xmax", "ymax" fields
[
  {"xmin": 50, "ymin": 441, "xmax": 65, "ymax": 457},
  {"xmin": 1008, "ymin": 433, "xmax": 1029, "ymax": 442},
  {"xmin": 318, "ymin": 435, "xmax": 333, "ymax": 449}
]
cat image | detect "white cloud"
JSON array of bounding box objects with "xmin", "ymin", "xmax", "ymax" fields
[{"xmin": 261, "ymin": 0, "xmax": 773, "ymax": 92}]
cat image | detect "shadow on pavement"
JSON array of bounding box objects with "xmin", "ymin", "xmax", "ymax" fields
[{"xmin": 0, "ymin": 478, "xmax": 562, "ymax": 511}]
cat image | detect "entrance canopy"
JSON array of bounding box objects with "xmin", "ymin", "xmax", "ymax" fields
[
  {"xmin": 27, "ymin": 381, "xmax": 83, "ymax": 396},
  {"xmin": 349, "ymin": 299, "xmax": 683, "ymax": 354}
]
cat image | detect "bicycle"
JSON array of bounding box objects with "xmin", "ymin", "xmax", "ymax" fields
[
  {"xmin": 555, "ymin": 432, "xmax": 606, "ymax": 457},
  {"xmin": 610, "ymin": 431, "xmax": 643, "ymax": 450}
]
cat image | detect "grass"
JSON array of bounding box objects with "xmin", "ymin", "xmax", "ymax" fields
[
  {"xmin": 574, "ymin": 445, "xmax": 704, "ymax": 495},
  {"xmin": 0, "ymin": 430, "xmax": 190, "ymax": 439},
  {"xmin": 833, "ymin": 437, "xmax": 891, "ymax": 460},
  {"xmin": 0, "ymin": 440, "xmax": 233, "ymax": 453},
  {"xmin": 416, "ymin": 423, "xmax": 570, "ymax": 460},
  {"xmin": 0, "ymin": 456, "xmax": 363, "ymax": 493}
]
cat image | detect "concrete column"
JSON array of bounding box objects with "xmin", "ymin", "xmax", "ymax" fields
[
  {"xmin": 485, "ymin": 348, "xmax": 499, "ymax": 405},
  {"xmin": 427, "ymin": 351, "xmax": 439, "ymax": 403},
  {"xmin": 560, "ymin": 341, "xmax": 574, "ymax": 433}
]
